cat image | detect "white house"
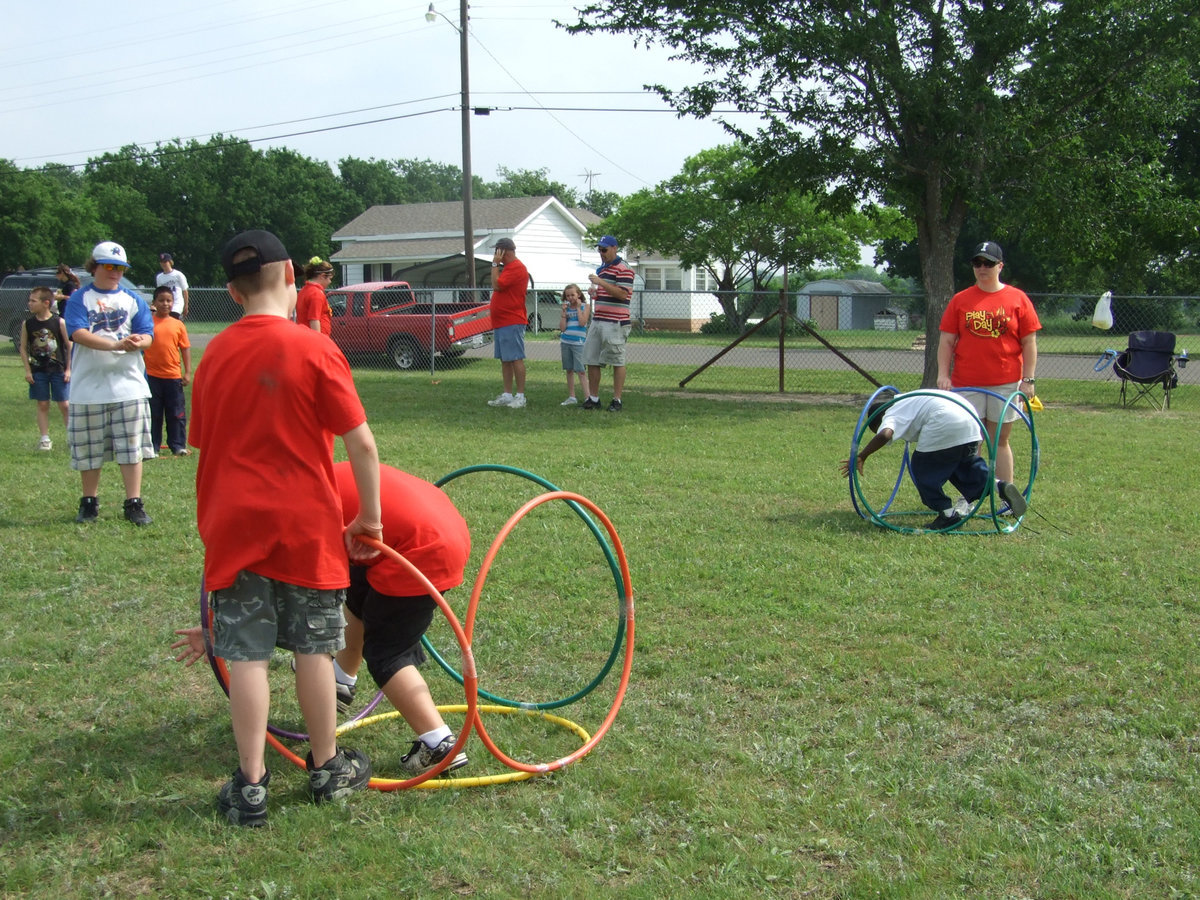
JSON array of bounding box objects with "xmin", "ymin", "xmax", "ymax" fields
[
  {"xmin": 332, "ymin": 195, "xmax": 719, "ymax": 331},
  {"xmin": 332, "ymin": 195, "xmax": 601, "ymax": 291}
]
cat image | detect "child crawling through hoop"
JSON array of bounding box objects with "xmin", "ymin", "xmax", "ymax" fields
[
  {"xmin": 840, "ymin": 389, "xmax": 1027, "ymax": 531},
  {"xmin": 173, "ymin": 461, "xmax": 472, "ymax": 776}
]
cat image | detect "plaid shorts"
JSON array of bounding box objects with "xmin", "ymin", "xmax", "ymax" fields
[
  {"xmin": 68, "ymin": 399, "xmax": 151, "ymax": 470},
  {"xmin": 211, "ymin": 570, "xmax": 346, "ymax": 662}
]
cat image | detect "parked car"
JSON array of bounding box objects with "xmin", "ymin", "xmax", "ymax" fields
[
  {"xmin": 1, "ymin": 266, "xmax": 150, "ymax": 347},
  {"xmin": 527, "ymin": 290, "xmax": 567, "ymax": 333},
  {"xmin": 326, "ymin": 281, "xmax": 492, "ymax": 369}
]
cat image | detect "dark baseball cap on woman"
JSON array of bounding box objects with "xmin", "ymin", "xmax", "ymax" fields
[
  {"xmin": 221, "ymin": 230, "xmax": 291, "ymax": 279},
  {"xmin": 971, "ymin": 241, "xmax": 1003, "ymax": 262}
]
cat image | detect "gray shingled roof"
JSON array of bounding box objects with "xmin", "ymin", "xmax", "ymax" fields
[{"xmin": 334, "ymin": 196, "xmax": 599, "ymax": 239}]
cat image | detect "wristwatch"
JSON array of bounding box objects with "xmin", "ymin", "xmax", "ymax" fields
[
  {"xmin": 491, "ymin": 263, "xmax": 500, "ymax": 268},
  {"xmin": 1021, "ymin": 377, "xmax": 1036, "ymax": 384}
]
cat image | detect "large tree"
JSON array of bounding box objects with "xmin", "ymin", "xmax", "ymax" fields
[
  {"xmin": 569, "ymin": 0, "xmax": 1199, "ymax": 384},
  {"xmin": 599, "ymin": 143, "xmax": 873, "ymax": 330},
  {"xmin": 0, "ymin": 162, "xmax": 101, "ymax": 272}
]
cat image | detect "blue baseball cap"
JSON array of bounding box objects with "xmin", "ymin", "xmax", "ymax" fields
[{"xmin": 596, "ymin": 235, "xmax": 618, "ymax": 249}]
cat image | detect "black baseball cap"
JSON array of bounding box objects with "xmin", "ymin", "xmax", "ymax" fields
[
  {"xmin": 221, "ymin": 230, "xmax": 291, "ymax": 279},
  {"xmin": 971, "ymin": 241, "xmax": 1003, "ymax": 263}
]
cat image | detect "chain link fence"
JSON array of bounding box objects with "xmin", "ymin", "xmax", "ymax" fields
[{"xmin": 180, "ymin": 286, "xmax": 1197, "ymax": 409}]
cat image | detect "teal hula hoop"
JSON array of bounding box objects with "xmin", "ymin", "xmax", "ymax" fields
[{"xmin": 848, "ymin": 387, "xmax": 1037, "ymax": 535}]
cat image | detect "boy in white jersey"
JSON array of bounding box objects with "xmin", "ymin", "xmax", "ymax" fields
[{"xmin": 64, "ymin": 241, "xmax": 155, "ymax": 525}]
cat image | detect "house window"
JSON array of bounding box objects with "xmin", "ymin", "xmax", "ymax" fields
[
  {"xmin": 695, "ymin": 269, "xmax": 718, "ymax": 291},
  {"xmin": 642, "ymin": 267, "xmax": 662, "ymax": 290},
  {"xmin": 663, "ymin": 269, "xmax": 682, "ymax": 291}
]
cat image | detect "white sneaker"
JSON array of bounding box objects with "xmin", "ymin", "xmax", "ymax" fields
[
  {"xmin": 487, "ymin": 393, "xmax": 513, "ymax": 407},
  {"xmin": 38, "ymin": 436, "xmax": 52, "ymax": 451},
  {"xmin": 509, "ymin": 395, "xmax": 527, "ymax": 408},
  {"xmin": 143, "ymin": 448, "xmax": 157, "ymax": 460},
  {"xmin": 561, "ymin": 397, "xmax": 578, "ymax": 406}
]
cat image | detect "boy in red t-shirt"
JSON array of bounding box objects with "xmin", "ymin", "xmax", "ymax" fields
[
  {"xmin": 188, "ymin": 229, "xmax": 383, "ymax": 826},
  {"xmin": 172, "ymin": 462, "xmax": 472, "ymax": 775},
  {"xmin": 143, "ymin": 285, "xmax": 192, "ymax": 456}
]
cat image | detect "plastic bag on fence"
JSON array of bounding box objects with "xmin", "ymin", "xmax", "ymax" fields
[{"xmin": 1091, "ymin": 291, "xmax": 1114, "ymax": 330}]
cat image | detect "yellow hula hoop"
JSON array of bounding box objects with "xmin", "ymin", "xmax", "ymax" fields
[{"xmin": 337, "ymin": 705, "xmax": 592, "ymax": 790}]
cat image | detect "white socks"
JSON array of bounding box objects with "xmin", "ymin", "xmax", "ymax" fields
[
  {"xmin": 420, "ymin": 725, "xmax": 453, "ymax": 748},
  {"xmin": 333, "ymin": 659, "xmax": 357, "ymax": 687}
]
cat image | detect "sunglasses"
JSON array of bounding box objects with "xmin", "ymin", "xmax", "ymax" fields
[
  {"xmin": 100, "ymin": 263, "xmax": 127, "ymax": 272},
  {"xmin": 971, "ymin": 259, "xmax": 998, "ymax": 268}
]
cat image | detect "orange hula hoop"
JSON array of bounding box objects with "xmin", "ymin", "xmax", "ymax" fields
[{"xmin": 463, "ymin": 490, "xmax": 635, "ymax": 774}]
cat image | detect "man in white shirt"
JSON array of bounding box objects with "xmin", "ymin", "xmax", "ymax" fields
[{"xmin": 156, "ymin": 253, "xmax": 189, "ymax": 320}]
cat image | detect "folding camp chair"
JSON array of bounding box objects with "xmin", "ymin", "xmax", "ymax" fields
[{"xmin": 1113, "ymin": 330, "xmax": 1179, "ymax": 409}]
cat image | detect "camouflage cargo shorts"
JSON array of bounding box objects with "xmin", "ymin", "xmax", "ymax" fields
[{"xmin": 211, "ymin": 570, "xmax": 346, "ymax": 661}]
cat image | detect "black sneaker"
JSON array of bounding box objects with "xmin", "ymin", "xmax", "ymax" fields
[
  {"xmin": 581, "ymin": 398, "xmax": 600, "ymax": 410},
  {"xmin": 123, "ymin": 497, "xmax": 152, "ymax": 526},
  {"xmin": 335, "ymin": 681, "xmax": 357, "ymax": 714},
  {"xmin": 997, "ymin": 481, "xmax": 1027, "ymax": 517},
  {"xmin": 75, "ymin": 496, "xmax": 99, "ymax": 523},
  {"xmin": 307, "ymin": 747, "xmax": 371, "ymax": 803},
  {"xmin": 400, "ymin": 736, "xmax": 468, "ymax": 776},
  {"xmin": 607, "ymin": 398, "xmax": 623, "ymax": 412},
  {"xmin": 217, "ymin": 767, "xmax": 269, "ymax": 827},
  {"xmin": 924, "ymin": 511, "xmax": 963, "ymax": 531}
]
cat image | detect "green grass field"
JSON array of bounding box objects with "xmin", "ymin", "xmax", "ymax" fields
[{"xmin": 1, "ymin": 342, "xmax": 1197, "ymax": 899}]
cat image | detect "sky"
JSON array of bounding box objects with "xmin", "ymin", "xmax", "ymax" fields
[{"xmin": 2, "ymin": 0, "xmax": 757, "ymax": 199}]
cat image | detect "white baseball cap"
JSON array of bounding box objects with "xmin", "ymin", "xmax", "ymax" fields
[{"xmin": 91, "ymin": 241, "xmax": 131, "ymax": 268}]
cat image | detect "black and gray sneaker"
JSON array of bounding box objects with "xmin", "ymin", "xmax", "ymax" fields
[
  {"xmin": 606, "ymin": 398, "xmax": 623, "ymax": 412},
  {"xmin": 307, "ymin": 747, "xmax": 372, "ymax": 803},
  {"xmin": 581, "ymin": 398, "xmax": 601, "ymax": 410},
  {"xmin": 75, "ymin": 496, "xmax": 99, "ymax": 523},
  {"xmin": 400, "ymin": 736, "xmax": 468, "ymax": 776},
  {"xmin": 997, "ymin": 480, "xmax": 1028, "ymax": 517},
  {"xmin": 335, "ymin": 681, "xmax": 357, "ymax": 714},
  {"xmin": 924, "ymin": 510, "xmax": 964, "ymax": 531},
  {"xmin": 123, "ymin": 497, "xmax": 152, "ymax": 526},
  {"xmin": 217, "ymin": 767, "xmax": 269, "ymax": 827}
]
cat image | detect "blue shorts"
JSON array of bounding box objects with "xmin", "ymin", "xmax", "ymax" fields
[
  {"xmin": 560, "ymin": 342, "xmax": 585, "ymax": 372},
  {"xmin": 493, "ymin": 324, "xmax": 526, "ymax": 362},
  {"xmin": 29, "ymin": 370, "xmax": 68, "ymax": 403}
]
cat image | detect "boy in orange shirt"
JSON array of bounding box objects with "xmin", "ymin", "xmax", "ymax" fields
[
  {"xmin": 143, "ymin": 286, "xmax": 192, "ymax": 457},
  {"xmin": 189, "ymin": 229, "xmax": 383, "ymax": 826}
]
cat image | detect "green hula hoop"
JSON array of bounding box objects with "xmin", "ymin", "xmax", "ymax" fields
[{"xmin": 428, "ymin": 464, "xmax": 627, "ymax": 710}]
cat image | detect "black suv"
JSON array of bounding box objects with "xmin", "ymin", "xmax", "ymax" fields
[{"xmin": 1, "ymin": 267, "xmax": 148, "ymax": 347}]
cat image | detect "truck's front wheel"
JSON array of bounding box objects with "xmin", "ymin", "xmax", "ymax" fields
[{"xmin": 388, "ymin": 337, "xmax": 426, "ymax": 370}]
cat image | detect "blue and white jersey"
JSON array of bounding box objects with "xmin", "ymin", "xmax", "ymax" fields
[
  {"xmin": 64, "ymin": 284, "xmax": 153, "ymax": 404},
  {"xmin": 561, "ymin": 303, "xmax": 588, "ymax": 345}
]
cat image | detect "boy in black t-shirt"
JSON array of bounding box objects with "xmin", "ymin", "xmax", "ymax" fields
[{"xmin": 19, "ymin": 287, "xmax": 71, "ymax": 451}]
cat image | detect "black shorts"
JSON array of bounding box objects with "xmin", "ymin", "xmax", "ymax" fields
[{"xmin": 346, "ymin": 566, "xmax": 438, "ymax": 688}]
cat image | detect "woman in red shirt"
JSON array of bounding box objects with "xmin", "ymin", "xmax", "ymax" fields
[{"xmin": 937, "ymin": 241, "xmax": 1040, "ymax": 483}]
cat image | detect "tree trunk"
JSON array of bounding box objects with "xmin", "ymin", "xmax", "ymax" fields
[{"xmin": 916, "ymin": 170, "xmax": 967, "ymax": 387}]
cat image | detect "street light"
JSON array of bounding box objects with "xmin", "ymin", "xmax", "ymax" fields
[{"xmin": 426, "ymin": 1, "xmax": 475, "ymax": 288}]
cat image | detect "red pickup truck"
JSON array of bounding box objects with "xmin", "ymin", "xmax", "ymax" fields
[{"xmin": 327, "ymin": 281, "xmax": 492, "ymax": 369}]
